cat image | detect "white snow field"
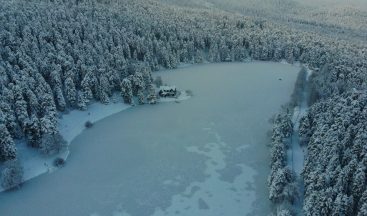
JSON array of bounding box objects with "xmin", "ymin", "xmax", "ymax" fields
[{"xmin": 0, "ymin": 62, "xmax": 299, "ymax": 216}]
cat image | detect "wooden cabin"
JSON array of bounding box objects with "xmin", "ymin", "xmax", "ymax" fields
[{"xmin": 159, "ymin": 86, "xmax": 177, "ymax": 97}]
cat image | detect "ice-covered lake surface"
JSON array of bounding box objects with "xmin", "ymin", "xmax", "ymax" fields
[{"xmin": 0, "ymin": 62, "xmax": 299, "ymax": 216}]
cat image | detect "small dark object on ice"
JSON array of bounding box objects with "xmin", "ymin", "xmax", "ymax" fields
[
  {"xmin": 85, "ymin": 121, "xmax": 93, "ymax": 128},
  {"xmin": 54, "ymin": 158, "xmax": 65, "ymax": 167},
  {"xmin": 278, "ymin": 78, "xmax": 283, "ymax": 81}
]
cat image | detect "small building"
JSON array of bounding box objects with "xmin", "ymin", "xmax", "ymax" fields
[{"xmin": 159, "ymin": 86, "xmax": 177, "ymax": 97}]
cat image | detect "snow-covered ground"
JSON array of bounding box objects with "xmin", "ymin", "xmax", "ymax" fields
[
  {"xmin": 0, "ymin": 62, "xmax": 299, "ymax": 216},
  {"xmin": 289, "ymin": 67, "xmax": 313, "ymax": 174},
  {"xmin": 1, "ymin": 92, "xmax": 190, "ymax": 192},
  {"xmin": 59, "ymin": 96, "xmax": 131, "ymax": 145},
  {"xmin": 287, "ymin": 67, "xmax": 313, "ymax": 214},
  {"xmin": 0, "ymin": 96, "xmax": 131, "ymax": 192}
]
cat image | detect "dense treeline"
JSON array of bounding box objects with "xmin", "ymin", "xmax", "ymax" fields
[
  {"xmin": 0, "ymin": 0, "xmax": 366, "ymax": 212},
  {"xmin": 192, "ymin": 0, "xmax": 367, "ymax": 43},
  {"xmin": 300, "ymin": 91, "xmax": 367, "ymax": 215},
  {"xmin": 268, "ymin": 111, "xmax": 297, "ymax": 213}
]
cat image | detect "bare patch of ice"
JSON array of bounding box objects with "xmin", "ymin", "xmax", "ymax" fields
[{"xmin": 152, "ymin": 128, "xmax": 257, "ymax": 216}]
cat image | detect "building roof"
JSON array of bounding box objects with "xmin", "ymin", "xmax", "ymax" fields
[{"xmin": 159, "ymin": 86, "xmax": 177, "ymax": 91}]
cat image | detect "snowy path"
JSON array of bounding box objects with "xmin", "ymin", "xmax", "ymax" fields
[
  {"xmin": 287, "ymin": 68, "xmax": 312, "ymax": 215},
  {"xmin": 288, "ymin": 102, "xmax": 306, "ymax": 213},
  {"xmin": 290, "ymin": 107, "xmax": 305, "ymax": 176}
]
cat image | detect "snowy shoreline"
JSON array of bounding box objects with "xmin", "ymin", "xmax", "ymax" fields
[
  {"xmin": 0, "ymin": 97, "xmax": 131, "ymax": 192},
  {"xmin": 0, "ymin": 92, "xmax": 190, "ymax": 192},
  {"xmin": 287, "ymin": 67, "xmax": 313, "ymax": 215}
]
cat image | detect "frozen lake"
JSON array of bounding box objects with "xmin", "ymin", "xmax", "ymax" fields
[{"xmin": 0, "ymin": 62, "xmax": 299, "ymax": 216}]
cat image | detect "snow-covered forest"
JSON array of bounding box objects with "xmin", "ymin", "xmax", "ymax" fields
[
  {"xmin": 163, "ymin": 0, "xmax": 367, "ymax": 42},
  {"xmin": 0, "ymin": 0, "xmax": 366, "ymax": 215},
  {"xmin": 299, "ymin": 91, "xmax": 367, "ymax": 216}
]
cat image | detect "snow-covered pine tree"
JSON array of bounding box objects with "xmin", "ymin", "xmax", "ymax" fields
[
  {"xmin": 121, "ymin": 78, "xmax": 133, "ymax": 104},
  {"xmin": 64, "ymin": 77, "xmax": 77, "ymax": 107},
  {"xmin": 98, "ymin": 74, "xmax": 110, "ymax": 105},
  {"xmin": 77, "ymin": 91, "xmax": 87, "ymax": 111},
  {"xmin": 23, "ymin": 114, "xmax": 41, "ymax": 148},
  {"xmin": 0, "ymin": 124, "xmax": 17, "ymax": 162}
]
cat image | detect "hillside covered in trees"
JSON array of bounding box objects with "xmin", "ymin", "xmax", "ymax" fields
[
  {"xmin": 300, "ymin": 91, "xmax": 367, "ymax": 216},
  {"xmin": 0, "ymin": 0, "xmax": 366, "ymax": 215},
  {"xmin": 162, "ymin": 0, "xmax": 367, "ymax": 43}
]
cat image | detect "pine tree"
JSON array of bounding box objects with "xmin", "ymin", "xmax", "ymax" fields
[
  {"xmin": 13, "ymin": 85, "xmax": 28, "ymax": 131},
  {"xmin": 121, "ymin": 78, "xmax": 133, "ymax": 104},
  {"xmin": 137, "ymin": 89, "xmax": 145, "ymax": 105},
  {"xmin": 76, "ymin": 91, "xmax": 87, "ymax": 111},
  {"xmin": 55, "ymin": 86, "xmax": 66, "ymax": 111},
  {"xmin": 332, "ymin": 193, "xmax": 353, "ymax": 216},
  {"xmin": 0, "ymin": 98, "xmax": 21, "ymax": 138},
  {"xmin": 358, "ymin": 202, "xmax": 367, "ymax": 216},
  {"xmin": 131, "ymin": 72, "xmax": 145, "ymax": 96},
  {"xmin": 98, "ymin": 74, "xmax": 110, "ymax": 104},
  {"xmin": 0, "ymin": 124, "xmax": 17, "ymax": 162},
  {"xmin": 39, "ymin": 132, "xmax": 66, "ymax": 155},
  {"xmin": 64, "ymin": 77, "xmax": 77, "ymax": 107},
  {"xmin": 24, "ymin": 114, "xmax": 42, "ymax": 148}
]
